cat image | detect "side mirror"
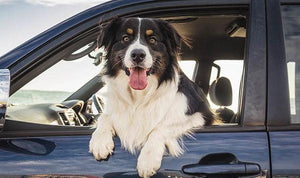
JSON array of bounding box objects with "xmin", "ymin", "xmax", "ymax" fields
[{"xmin": 0, "ymin": 69, "xmax": 10, "ymax": 131}]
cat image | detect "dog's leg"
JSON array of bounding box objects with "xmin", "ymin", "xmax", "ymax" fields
[
  {"xmin": 137, "ymin": 130, "xmax": 166, "ymax": 178},
  {"xmin": 137, "ymin": 112, "xmax": 204, "ymax": 177},
  {"xmin": 89, "ymin": 114, "xmax": 115, "ymax": 160},
  {"xmin": 165, "ymin": 138, "xmax": 184, "ymax": 157}
]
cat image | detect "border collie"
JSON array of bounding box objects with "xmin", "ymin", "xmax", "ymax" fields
[{"xmin": 89, "ymin": 17, "xmax": 216, "ymax": 178}]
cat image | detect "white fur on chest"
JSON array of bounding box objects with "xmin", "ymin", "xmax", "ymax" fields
[
  {"xmin": 91, "ymin": 70, "xmax": 205, "ymax": 178},
  {"xmin": 101, "ymin": 71, "xmax": 193, "ymax": 153}
]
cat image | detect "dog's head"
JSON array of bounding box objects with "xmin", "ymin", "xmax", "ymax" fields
[{"xmin": 98, "ymin": 17, "xmax": 186, "ymax": 90}]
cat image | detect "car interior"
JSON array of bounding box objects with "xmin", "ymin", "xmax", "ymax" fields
[{"xmin": 5, "ymin": 11, "xmax": 247, "ymax": 130}]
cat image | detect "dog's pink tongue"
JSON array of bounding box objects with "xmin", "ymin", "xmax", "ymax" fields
[{"xmin": 129, "ymin": 68, "xmax": 148, "ymax": 90}]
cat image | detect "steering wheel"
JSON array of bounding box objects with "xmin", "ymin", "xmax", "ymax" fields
[{"xmin": 91, "ymin": 94, "xmax": 104, "ymax": 114}]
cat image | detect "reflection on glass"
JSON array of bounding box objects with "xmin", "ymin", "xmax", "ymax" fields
[
  {"xmin": 282, "ymin": 5, "xmax": 300, "ymax": 123},
  {"xmin": 287, "ymin": 62, "xmax": 296, "ymax": 116}
]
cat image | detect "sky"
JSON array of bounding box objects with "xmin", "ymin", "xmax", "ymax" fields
[{"xmin": 0, "ymin": 0, "xmax": 110, "ymax": 56}]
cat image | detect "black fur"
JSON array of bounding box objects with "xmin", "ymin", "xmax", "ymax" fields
[
  {"xmin": 97, "ymin": 18, "xmax": 124, "ymax": 76},
  {"xmin": 97, "ymin": 18, "xmax": 181, "ymax": 86},
  {"xmin": 177, "ymin": 71, "xmax": 215, "ymax": 126},
  {"xmin": 97, "ymin": 17, "xmax": 215, "ymax": 125},
  {"xmin": 154, "ymin": 19, "xmax": 180, "ymax": 85}
]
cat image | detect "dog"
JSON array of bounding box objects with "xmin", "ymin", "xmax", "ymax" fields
[{"xmin": 89, "ymin": 17, "xmax": 216, "ymax": 178}]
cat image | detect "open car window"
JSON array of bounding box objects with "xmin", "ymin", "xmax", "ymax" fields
[
  {"xmin": 9, "ymin": 58, "xmax": 196, "ymax": 106},
  {"xmin": 5, "ymin": 10, "xmax": 248, "ymax": 131},
  {"xmin": 9, "ymin": 46, "xmax": 104, "ymax": 105},
  {"xmin": 179, "ymin": 60, "xmax": 197, "ymax": 80}
]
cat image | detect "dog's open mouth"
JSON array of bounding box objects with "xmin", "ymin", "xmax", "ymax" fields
[{"xmin": 125, "ymin": 67, "xmax": 151, "ymax": 90}]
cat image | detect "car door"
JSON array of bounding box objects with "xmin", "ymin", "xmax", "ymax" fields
[
  {"xmin": 0, "ymin": 0, "xmax": 270, "ymax": 177},
  {"xmin": 266, "ymin": 0, "xmax": 300, "ymax": 177}
]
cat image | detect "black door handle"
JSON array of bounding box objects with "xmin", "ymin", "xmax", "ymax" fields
[{"xmin": 182, "ymin": 153, "xmax": 262, "ymax": 177}]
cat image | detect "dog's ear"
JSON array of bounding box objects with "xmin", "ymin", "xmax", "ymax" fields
[
  {"xmin": 157, "ymin": 19, "xmax": 191, "ymax": 54},
  {"xmin": 97, "ymin": 17, "xmax": 123, "ymax": 50}
]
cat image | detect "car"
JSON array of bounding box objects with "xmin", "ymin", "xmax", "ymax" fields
[{"xmin": 0, "ymin": 0, "xmax": 299, "ymax": 177}]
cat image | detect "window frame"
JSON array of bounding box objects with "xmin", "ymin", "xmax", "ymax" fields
[
  {"xmin": 266, "ymin": 0, "xmax": 300, "ymax": 130},
  {"xmin": 0, "ymin": 0, "xmax": 268, "ymax": 137},
  {"xmin": 238, "ymin": 0, "xmax": 266, "ymax": 128}
]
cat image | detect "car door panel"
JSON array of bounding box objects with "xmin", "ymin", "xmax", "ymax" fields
[
  {"xmin": 269, "ymin": 131, "xmax": 300, "ymax": 177},
  {"xmin": 266, "ymin": 0, "xmax": 300, "ymax": 177},
  {"xmin": 0, "ymin": 132, "xmax": 269, "ymax": 177},
  {"xmin": 0, "ymin": 0, "xmax": 271, "ymax": 177}
]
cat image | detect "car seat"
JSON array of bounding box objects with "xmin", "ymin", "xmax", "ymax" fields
[{"xmin": 209, "ymin": 77, "xmax": 235, "ymax": 123}]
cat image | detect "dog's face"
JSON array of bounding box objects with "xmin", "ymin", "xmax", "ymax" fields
[{"xmin": 98, "ymin": 17, "xmax": 184, "ymax": 90}]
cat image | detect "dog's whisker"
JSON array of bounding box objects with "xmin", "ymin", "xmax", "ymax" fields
[{"xmin": 111, "ymin": 58, "xmax": 123, "ymax": 69}]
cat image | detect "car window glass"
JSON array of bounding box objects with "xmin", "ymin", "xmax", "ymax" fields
[{"xmin": 282, "ymin": 5, "xmax": 300, "ymax": 124}]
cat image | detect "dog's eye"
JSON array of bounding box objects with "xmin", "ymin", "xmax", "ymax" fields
[
  {"xmin": 123, "ymin": 35, "xmax": 130, "ymax": 42},
  {"xmin": 149, "ymin": 37, "xmax": 157, "ymax": 44}
]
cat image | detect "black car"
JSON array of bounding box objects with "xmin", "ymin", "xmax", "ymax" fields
[{"xmin": 0, "ymin": 0, "xmax": 299, "ymax": 177}]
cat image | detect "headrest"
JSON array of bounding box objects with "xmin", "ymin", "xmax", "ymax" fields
[{"xmin": 209, "ymin": 77, "xmax": 232, "ymax": 106}]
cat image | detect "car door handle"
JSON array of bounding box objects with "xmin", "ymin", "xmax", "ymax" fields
[
  {"xmin": 182, "ymin": 153, "xmax": 262, "ymax": 177},
  {"xmin": 182, "ymin": 162, "xmax": 261, "ymax": 176}
]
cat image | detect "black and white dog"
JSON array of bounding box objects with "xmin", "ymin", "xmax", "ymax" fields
[{"xmin": 89, "ymin": 17, "xmax": 216, "ymax": 178}]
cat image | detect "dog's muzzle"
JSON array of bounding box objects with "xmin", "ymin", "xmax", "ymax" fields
[
  {"xmin": 131, "ymin": 49, "xmax": 146, "ymax": 65},
  {"xmin": 124, "ymin": 49, "xmax": 152, "ymax": 90}
]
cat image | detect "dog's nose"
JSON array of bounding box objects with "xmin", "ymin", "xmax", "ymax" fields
[{"xmin": 131, "ymin": 49, "xmax": 146, "ymax": 64}]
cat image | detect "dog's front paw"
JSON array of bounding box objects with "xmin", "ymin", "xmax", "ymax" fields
[
  {"xmin": 89, "ymin": 129, "xmax": 114, "ymax": 160},
  {"xmin": 137, "ymin": 148, "xmax": 163, "ymax": 178}
]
